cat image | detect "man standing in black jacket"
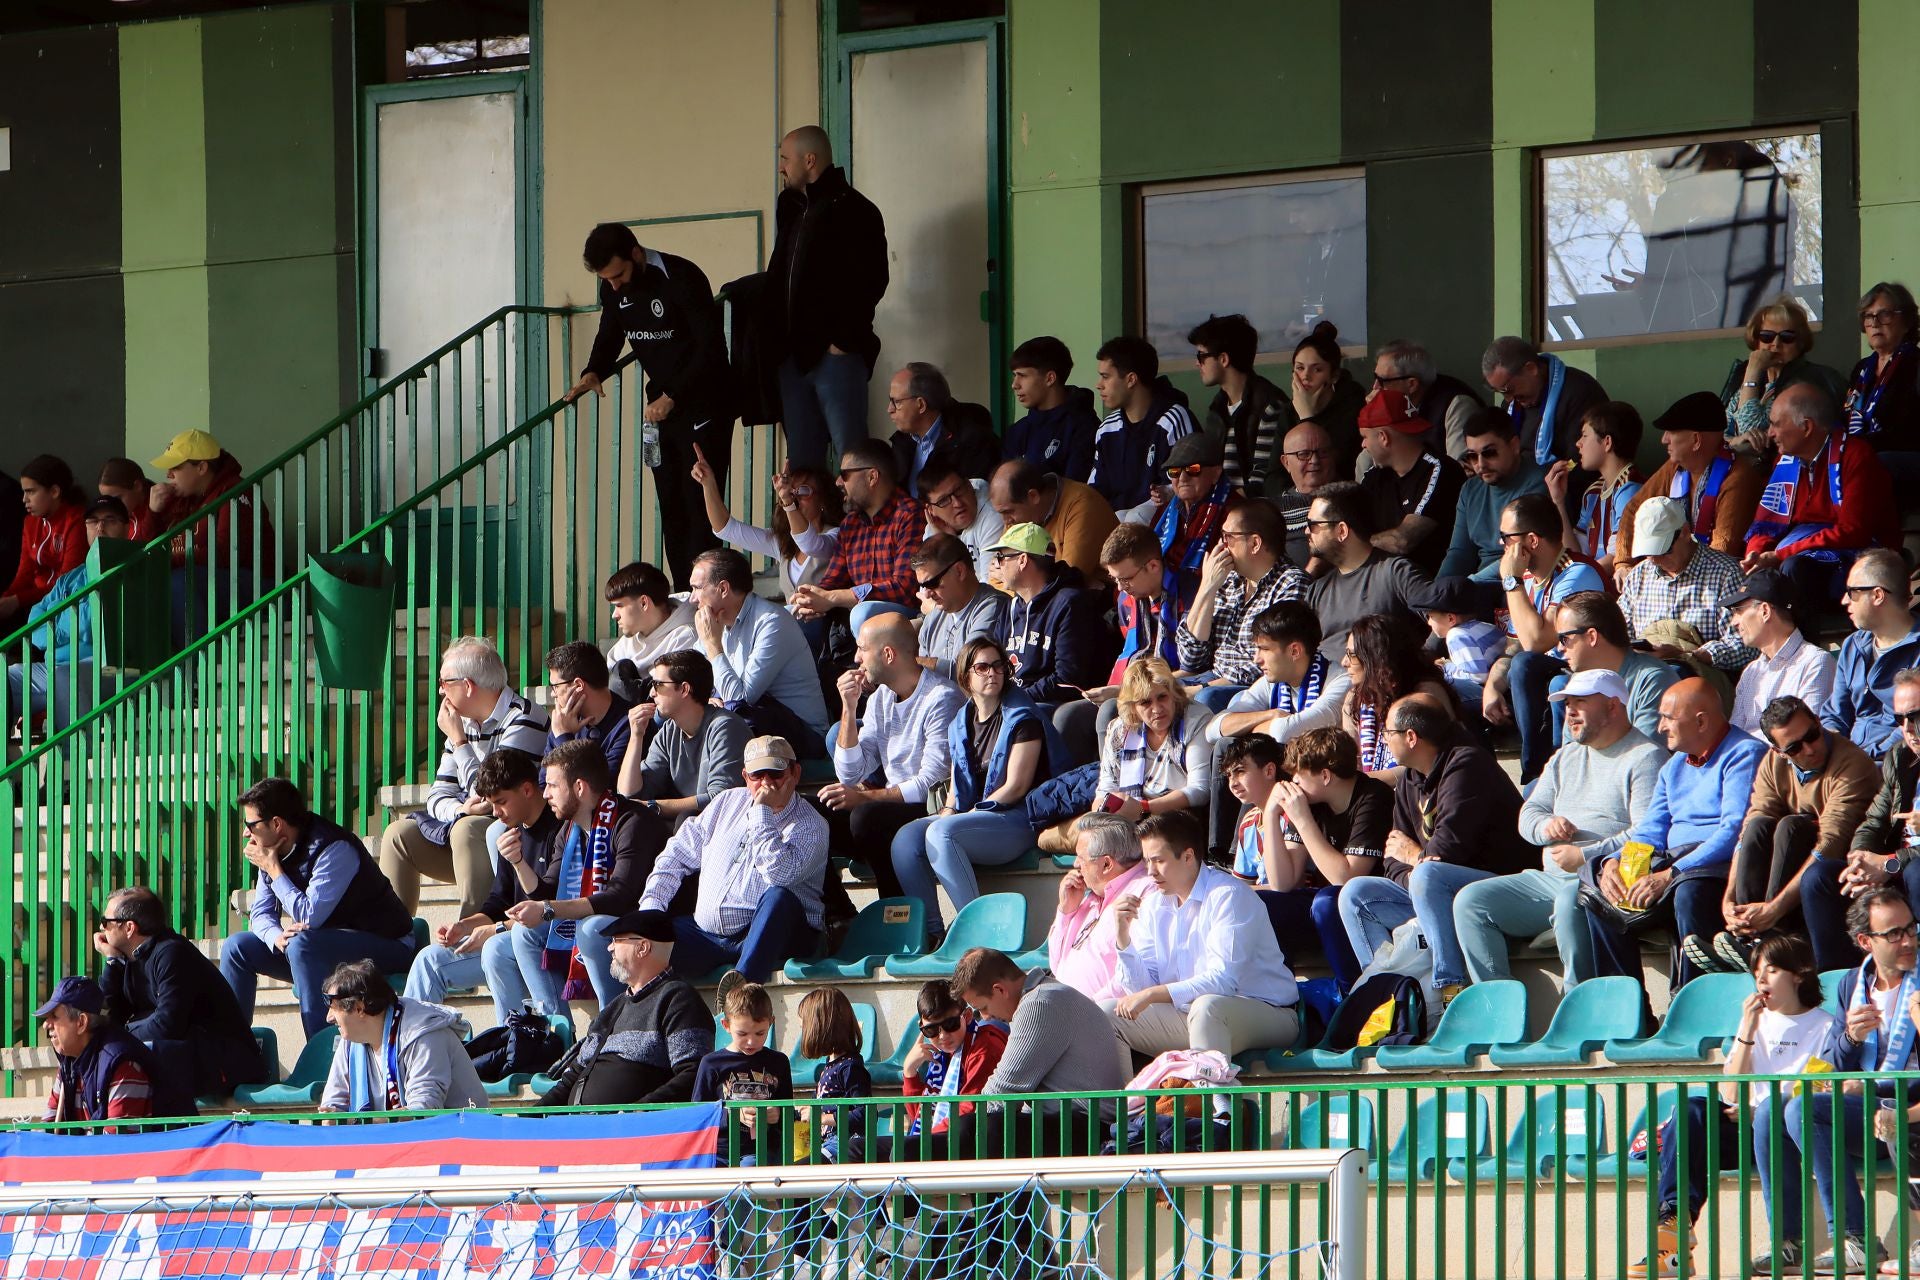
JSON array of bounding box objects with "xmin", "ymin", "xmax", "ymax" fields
[
  {"xmin": 567, "ymin": 223, "xmax": 732, "ymax": 591},
  {"xmin": 97, "ymin": 886, "xmax": 267, "ymax": 1098},
  {"xmin": 767, "ymin": 125, "xmax": 889, "ymax": 472}
]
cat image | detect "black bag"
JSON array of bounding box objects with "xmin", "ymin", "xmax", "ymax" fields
[
  {"xmin": 1322, "ymin": 973, "xmax": 1427, "ymax": 1050},
  {"xmin": 465, "ymin": 1007, "xmax": 564, "ymax": 1082}
]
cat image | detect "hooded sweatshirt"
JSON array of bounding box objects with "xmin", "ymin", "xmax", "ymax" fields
[
  {"xmin": 1006, "ymin": 562, "xmax": 1118, "ymax": 705},
  {"xmin": 321, "ymin": 998, "xmax": 490, "ymax": 1113},
  {"xmin": 1089, "ymin": 378, "xmax": 1196, "ymax": 508},
  {"xmin": 4, "ymin": 502, "xmax": 85, "ymax": 610},
  {"xmin": 1005, "ymin": 386, "xmax": 1099, "ymax": 481},
  {"xmin": 153, "ymin": 452, "xmax": 273, "ymax": 570}
]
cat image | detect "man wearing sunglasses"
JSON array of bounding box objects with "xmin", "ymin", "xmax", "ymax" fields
[
  {"xmin": 1689, "ymin": 695, "xmax": 1876, "ymax": 978},
  {"xmin": 1437, "ymin": 410, "xmax": 1548, "ymax": 582},
  {"xmin": 1189, "ymin": 314, "xmax": 1289, "ymax": 496},
  {"xmin": 912, "ymin": 534, "xmax": 1007, "ymax": 683},
  {"xmin": 1821, "ymin": 548, "xmax": 1920, "ymax": 760}
]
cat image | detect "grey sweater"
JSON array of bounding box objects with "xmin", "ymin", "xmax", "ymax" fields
[
  {"xmin": 638, "ymin": 706, "xmax": 751, "ymax": 829},
  {"xmin": 984, "ymin": 970, "xmax": 1130, "ymax": 1118},
  {"xmin": 1517, "ymin": 727, "xmax": 1669, "ymax": 872},
  {"xmin": 920, "ymin": 582, "xmax": 1009, "ymax": 681}
]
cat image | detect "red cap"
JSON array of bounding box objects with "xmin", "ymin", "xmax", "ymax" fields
[{"xmin": 1358, "ymin": 391, "xmax": 1432, "ymax": 436}]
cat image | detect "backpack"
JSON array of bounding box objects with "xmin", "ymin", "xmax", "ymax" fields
[
  {"xmin": 465, "ymin": 1007, "xmax": 564, "ymax": 1082},
  {"xmin": 1322, "ymin": 973, "xmax": 1427, "ymax": 1051}
]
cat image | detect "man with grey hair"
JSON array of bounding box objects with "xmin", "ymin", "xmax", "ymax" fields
[
  {"xmin": 1046, "ymin": 812, "xmax": 1152, "ymax": 1002},
  {"xmin": 1372, "ymin": 338, "xmax": 1483, "ymax": 464},
  {"xmin": 380, "ymin": 636, "xmax": 549, "ymax": 917},
  {"xmin": 1480, "ymin": 335, "xmax": 1608, "ymax": 478},
  {"xmin": 885, "ymin": 361, "xmax": 999, "ymax": 496},
  {"xmin": 1743, "ymin": 382, "xmax": 1899, "ymax": 606}
]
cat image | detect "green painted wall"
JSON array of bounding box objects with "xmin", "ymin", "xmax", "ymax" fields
[{"xmin": 1858, "ymin": 0, "xmax": 1920, "ymax": 360}]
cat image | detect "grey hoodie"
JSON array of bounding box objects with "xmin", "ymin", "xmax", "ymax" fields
[{"xmin": 321, "ymin": 998, "xmax": 490, "ymax": 1113}]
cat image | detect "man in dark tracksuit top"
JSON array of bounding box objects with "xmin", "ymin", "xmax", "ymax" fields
[{"xmin": 569, "ymin": 222, "xmax": 733, "ymax": 590}]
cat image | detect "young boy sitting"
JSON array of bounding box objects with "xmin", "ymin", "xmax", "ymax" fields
[
  {"xmin": 693, "ymin": 980, "xmax": 792, "ymax": 1164},
  {"xmin": 1221, "ymin": 735, "xmax": 1285, "ymax": 886},
  {"xmin": 1413, "ymin": 578, "xmax": 1506, "ymax": 709}
]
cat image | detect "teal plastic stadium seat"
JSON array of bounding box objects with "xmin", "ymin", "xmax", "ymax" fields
[
  {"xmin": 1607, "ymin": 971, "xmax": 1750, "ymax": 1064},
  {"xmin": 785, "ymin": 897, "xmax": 925, "ymax": 980},
  {"xmin": 484, "ymin": 1014, "xmax": 577, "ymax": 1098},
  {"xmin": 868, "ymin": 1018, "xmax": 920, "ymax": 1087},
  {"xmin": 1487, "ymin": 977, "xmax": 1648, "ymax": 1068},
  {"xmin": 1048, "ymin": 853, "xmax": 1076, "ymax": 870},
  {"xmin": 199, "ymin": 1027, "xmax": 280, "ymax": 1109},
  {"xmin": 530, "ymin": 1072, "xmax": 560, "ymax": 1098},
  {"xmin": 234, "ymin": 1026, "xmax": 339, "ymax": 1107},
  {"xmin": 791, "ymin": 1002, "xmax": 878, "ymax": 1088},
  {"xmin": 386, "ymin": 918, "xmax": 433, "ymax": 993},
  {"xmin": 1563, "ymin": 1088, "xmax": 1678, "ymax": 1181},
  {"xmin": 1374, "ymin": 980, "xmax": 1528, "ymax": 1070},
  {"xmin": 1379, "ymin": 1092, "xmax": 1493, "ymax": 1183},
  {"xmin": 1820, "ymin": 968, "xmax": 1847, "ymax": 1014},
  {"xmin": 1288, "ymin": 1095, "xmax": 1376, "ymax": 1155},
  {"xmin": 1004, "ymin": 847, "xmax": 1042, "ymax": 872},
  {"xmin": 1010, "ymin": 944, "xmax": 1049, "ymax": 970},
  {"xmin": 1267, "ymin": 1025, "xmax": 1371, "ymax": 1073},
  {"xmin": 1448, "ymin": 1088, "xmax": 1607, "ymax": 1182},
  {"xmin": 885, "ymin": 894, "xmax": 1027, "ymax": 978},
  {"xmin": 802, "ymin": 758, "xmax": 837, "ymax": 785}
]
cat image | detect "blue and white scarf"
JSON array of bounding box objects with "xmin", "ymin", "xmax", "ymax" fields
[
  {"xmin": 1855, "ymin": 958, "xmax": 1920, "ymax": 1073},
  {"xmin": 1512, "ymin": 352, "xmax": 1569, "ymax": 467},
  {"xmin": 1748, "ymin": 432, "xmax": 1847, "ymax": 558},
  {"xmin": 1270, "ymin": 653, "xmax": 1328, "ymax": 713}
]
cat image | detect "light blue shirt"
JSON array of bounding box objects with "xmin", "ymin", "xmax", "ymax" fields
[
  {"xmin": 712, "ymin": 592, "xmax": 831, "ymax": 735},
  {"xmin": 907, "ymin": 417, "xmax": 944, "ymax": 497}
]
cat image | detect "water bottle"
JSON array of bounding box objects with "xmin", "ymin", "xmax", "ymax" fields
[{"xmin": 641, "ymin": 421, "xmax": 662, "ymax": 470}]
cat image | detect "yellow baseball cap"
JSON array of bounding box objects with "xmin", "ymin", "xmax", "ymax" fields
[{"xmin": 151, "ymin": 429, "xmax": 223, "ymax": 471}]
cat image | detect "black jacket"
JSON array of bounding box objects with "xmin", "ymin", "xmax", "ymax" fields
[
  {"xmin": 476, "ymin": 811, "xmax": 563, "ymax": 922},
  {"xmin": 540, "ymin": 971, "xmax": 713, "ymax": 1107},
  {"xmin": 1203, "ymin": 372, "xmax": 1292, "ymax": 498},
  {"xmin": 534, "ymin": 797, "xmax": 676, "ymax": 919},
  {"xmin": 101, "ymin": 931, "xmax": 265, "ymax": 1095},
  {"xmin": 1089, "ymin": 378, "xmax": 1196, "ymax": 508},
  {"xmin": 1388, "ymin": 736, "xmax": 1536, "ymax": 880},
  {"xmin": 765, "ymin": 166, "xmax": 889, "ymax": 373},
  {"xmin": 584, "ymin": 249, "xmax": 731, "ymax": 425},
  {"xmin": 889, "ymin": 401, "xmax": 1001, "ymax": 493},
  {"xmin": 1004, "ymin": 387, "xmax": 1099, "ymax": 481}
]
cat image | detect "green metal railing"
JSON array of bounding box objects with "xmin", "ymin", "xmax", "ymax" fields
[
  {"xmin": 13, "ymin": 1071, "xmax": 1920, "ymax": 1280},
  {"xmin": 0, "ymin": 307, "xmax": 784, "ymax": 1047}
]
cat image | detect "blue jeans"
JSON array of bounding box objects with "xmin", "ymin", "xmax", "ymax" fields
[
  {"xmin": 1588, "ymin": 868, "xmax": 1726, "ymax": 989},
  {"xmin": 1451, "ymin": 868, "xmax": 1594, "ymax": 987},
  {"xmin": 1191, "ymin": 682, "xmax": 1248, "ymax": 713},
  {"xmin": 486, "ymin": 915, "xmax": 620, "ymax": 1015},
  {"xmin": 779, "ymin": 353, "xmax": 871, "ymax": 472},
  {"xmin": 404, "ymin": 939, "xmax": 487, "ymax": 1005},
  {"xmin": 1780, "ymin": 1090, "xmax": 1891, "ymax": 1240},
  {"xmin": 219, "ymin": 926, "xmax": 417, "ymax": 1038},
  {"xmin": 665, "ymin": 887, "xmax": 820, "ymax": 982},
  {"xmin": 1257, "ymin": 886, "xmax": 1360, "ymax": 989},
  {"xmin": 893, "ymin": 810, "xmax": 1037, "ymax": 937},
  {"xmin": 4, "ymin": 660, "xmax": 109, "ymax": 728},
  {"xmin": 1337, "ymin": 863, "xmax": 1495, "ymax": 989},
  {"xmin": 1507, "ymin": 649, "xmax": 1568, "ymax": 783},
  {"xmin": 1801, "ymin": 854, "xmax": 1920, "ymax": 972},
  {"xmin": 1656, "ymin": 1094, "xmax": 1785, "ymax": 1227}
]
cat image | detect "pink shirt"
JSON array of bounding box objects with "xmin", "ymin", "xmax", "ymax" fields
[{"xmin": 1046, "ymin": 863, "xmax": 1151, "ymax": 1003}]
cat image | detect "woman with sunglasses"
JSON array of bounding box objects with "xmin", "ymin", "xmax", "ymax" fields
[
  {"xmin": 690, "ymin": 444, "xmax": 844, "ymax": 607},
  {"xmin": 1339, "ymin": 614, "xmax": 1457, "ymax": 782},
  {"xmin": 1717, "ymin": 296, "xmax": 1843, "ymax": 456},
  {"xmin": 893, "ymin": 635, "xmax": 1063, "ymax": 947}
]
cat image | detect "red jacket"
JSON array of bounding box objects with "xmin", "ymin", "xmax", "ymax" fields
[
  {"xmin": 901, "ymin": 1021, "xmax": 1008, "ymax": 1134},
  {"xmin": 4, "ymin": 503, "xmax": 86, "ymax": 608},
  {"xmin": 153, "ymin": 453, "xmax": 273, "ymax": 570},
  {"xmin": 1743, "ymin": 431, "xmax": 1899, "ymax": 559}
]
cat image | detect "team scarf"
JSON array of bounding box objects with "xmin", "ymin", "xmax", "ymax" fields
[
  {"xmin": 347, "ymin": 1006, "xmax": 404, "ymax": 1114},
  {"xmin": 1270, "ymin": 653, "xmax": 1329, "ymax": 713},
  {"xmin": 1154, "ymin": 476, "xmax": 1235, "ymax": 605},
  {"xmin": 1669, "ymin": 451, "xmax": 1736, "ymax": 545},
  {"xmin": 1853, "ymin": 958, "xmax": 1920, "ymax": 1073},
  {"xmin": 1747, "ymin": 431, "xmax": 1848, "ymax": 556},
  {"xmin": 1579, "ymin": 467, "xmax": 1643, "ymax": 560},
  {"xmin": 1356, "ymin": 701, "xmax": 1392, "ymax": 774},
  {"xmin": 544, "ymin": 794, "xmax": 623, "ymax": 1000},
  {"xmin": 1509, "ymin": 352, "xmax": 1569, "ymax": 467},
  {"xmin": 1846, "ymin": 342, "xmax": 1917, "ymax": 437},
  {"xmin": 1116, "ymin": 710, "xmax": 1192, "ymax": 793}
]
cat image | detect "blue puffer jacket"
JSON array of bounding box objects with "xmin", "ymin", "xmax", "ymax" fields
[{"xmin": 949, "ymin": 689, "xmax": 1069, "ymax": 813}]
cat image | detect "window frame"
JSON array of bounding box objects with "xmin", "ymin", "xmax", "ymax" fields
[
  {"xmin": 1133, "ymin": 166, "xmax": 1371, "ymax": 367},
  {"xmin": 1534, "ymin": 123, "xmax": 1827, "ymax": 353}
]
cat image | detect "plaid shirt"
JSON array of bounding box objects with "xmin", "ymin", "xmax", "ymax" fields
[
  {"xmin": 819, "ymin": 489, "xmax": 924, "ymax": 605},
  {"xmin": 1175, "ymin": 560, "xmax": 1311, "ymax": 685},
  {"xmin": 1620, "ymin": 543, "xmax": 1755, "ymax": 670}
]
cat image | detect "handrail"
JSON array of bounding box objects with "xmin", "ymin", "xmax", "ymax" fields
[{"xmin": 0, "ymin": 304, "xmax": 594, "ymax": 656}]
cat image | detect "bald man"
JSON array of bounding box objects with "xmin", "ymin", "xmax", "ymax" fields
[
  {"xmin": 768, "ymin": 125, "xmax": 890, "ymax": 472},
  {"xmin": 817, "ymin": 612, "xmax": 966, "ymax": 907},
  {"xmin": 1586, "ymin": 677, "xmax": 1768, "ymax": 989}
]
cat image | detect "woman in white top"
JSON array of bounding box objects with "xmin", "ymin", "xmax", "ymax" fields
[
  {"xmin": 1092, "ymin": 657, "xmax": 1214, "ymax": 823},
  {"xmin": 690, "ymin": 445, "xmax": 842, "ymax": 604},
  {"xmin": 1632, "ymin": 933, "xmax": 1835, "ymax": 1278}
]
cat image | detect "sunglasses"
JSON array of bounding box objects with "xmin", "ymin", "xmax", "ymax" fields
[
  {"xmin": 1899, "ymin": 710, "xmax": 1920, "ymax": 729},
  {"xmin": 1460, "ymin": 448, "xmax": 1502, "ymax": 464},
  {"xmin": 916, "ymin": 559, "xmax": 961, "ymax": 592},
  {"xmin": 1165, "ymin": 463, "xmax": 1206, "ymax": 480},
  {"xmin": 321, "ymin": 991, "xmax": 355, "ymax": 1007},
  {"xmin": 1776, "ymin": 723, "xmax": 1824, "ymax": 756},
  {"xmin": 969, "ymin": 659, "xmax": 1007, "ymax": 676},
  {"xmin": 98, "ymin": 915, "xmax": 132, "ymax": 928},
  {"xmin": 1754, "ymin": 329, "xmax": 1801, "ymax": 344},
  {"xmin": 837, "ymin": 466, "xmax": 873, "ymax": 479},
  {"xmin": 1194, "ymin": 350, "xmax": 1219, "ymax": 363},
  {"xmin": 789, "ymin": 484, "xmax": 814, "ymax": 498},
  {"xmin": 746, "ymin": 768, "xmax": 789, "ymax": 783},
  {"xmin": 1555, "ymin": 627, "xmax": 1591, "ymax": 644},
  {"xmin": 922, "ymin": 1014, "xmax": 966, "ymax": 1037}
]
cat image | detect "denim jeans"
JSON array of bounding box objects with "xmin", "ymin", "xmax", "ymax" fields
[
  {"xmin": 779, "ymin": 353, "xmax": 871, "ymax": 472},
  {"xmin": 1507, "ymin": 648, "xmax": 1569, "ymax": 783},
  {"xmin": 5, "ymin": 660, "xmax": 108, "ymax": 726},
  {"xmin": 485, "ymin": 914, "xmax": 619, "ymax": 1015},
  {"xmin": 1191, "ymin": 683, "xmax": 1247, "ymax": 713},
  {"xmin": 1801, "ymin": 854, "xmax": 1920, "ymax": 972},
  {"xmin": 664, "ymin": 886, "xmax": 820, "ymax": 982},
  {"xmin": 1451, "ymin": 867, "xmax": 1594, "ymax": 987},
  {"xmin": 1337, "ymin": 863, "xmax": 1495, "ymax": 988},
  {"xmin": 1654, "ymin": 1094, "xmax": 1747, "ymax": 1224},
  {"xmin": 220, "ymin": 926, "xmax": 417, "ymax": 1038},
  {"xmin": 893, "ymin": 810, "xmax": 1038, "ymax": 937},
  {"xmin": 1780, "ymin": 1089, "xmax": 1888, "ymax": 1240},
  {"xmin": 403, "ymin": 940, "xmax": 487, "ymax": 1006},
  {"xmin": 1588, "ymin": 868, "xmax": 1727, "ymax": 989}
]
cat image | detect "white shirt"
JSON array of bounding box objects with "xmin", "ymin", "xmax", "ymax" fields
[
  {"xmin": 929, "ymin": 481, "xmax": 1006, "ymax": 586},
  {"xmin": 1742, "ymin": 1006, "xmax": 1836, "ymax": 1102},
  {"xmin": 1730, "ymin": 630, "xmax": 1838, "ymax": 735},
  {"xmin": 608, "ymin": 598, "xmax": 700, "ymax": 669},
  {"xmin": 1115, "ymin": 864, "xmax": 1297, "ymax": 1010},
  {"xmin": 1209, "ymin": 668, "xmax": 1352, "ymax": 744},
  {"xmin": 832, "ymin": 669, "xmax": 965, "ymax": 806}
]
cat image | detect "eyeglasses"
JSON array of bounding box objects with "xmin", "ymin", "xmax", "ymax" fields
[
  {"xmin": 924, "ymin": 487, "xmax": 967, "ymax": 511},
  {"xmin": 436, "ymin": 676, "xmax": 464, "ymax": 688},
  {"xmin": 1165, "ymin": 463, "xmax": 1206, "ymax": 480},
  {"xmin": 1775, "ymin": 722, "xmax": 1824, "ymax": 757},
  {"xmin": 915, "ymin": 559, "xmax": 961, "ymax": 592},
  {"xmin": 1864, "ymin": 308, "xmax": 1905, "ymax": 325},
  {"xmin": 1304, "ymin": 518, "xmax": 1341, "ymax": 529},
  {"xmin": 1283, "ymin": 447, "xmax": 1333, "ymax": 463},
  {"xmin": 989, "ymin": 549, "xmax": 1023, "ymax": 563},
  {"xmin": 885, "ymin": 395, "xmax": 923, "ymax": 410},
  {"xmin": 1382, "ymin": 725, "xmax": 1409, "ymax": 738},
  {"xmin": 1496, "ymin": 529, "xmax": 1533, "ymax": 544},
  {"xmin": 1217, "ymin": 528, "xmax": 1253, "ymax": 542},
  {"xmin": 969, "ymin": 659, "xmax": 1008, "ymax": 676},
  {"xmin": 1863, "ymin": 921, "xmax": 1919, "ymax": 943},
  {"xmin": 922, "ymin": 1014, "xmax": 966, "ymax": 1036},
  {"xmin": 1754, "ymin": 329, "xmax": 1801, "ymax": 344}
]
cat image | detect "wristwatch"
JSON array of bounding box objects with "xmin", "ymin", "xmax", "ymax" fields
[
  {"xmin": 542, "ymin": 903, "xmax": 557, "ymax": 923},
  {"xmin": 1501, "ymin": 575, "xmax": 1522, "ymax": 592},
  {"xmin": 1888, "ymin": 855, "xmax": 1903, "ymax": 877}
]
